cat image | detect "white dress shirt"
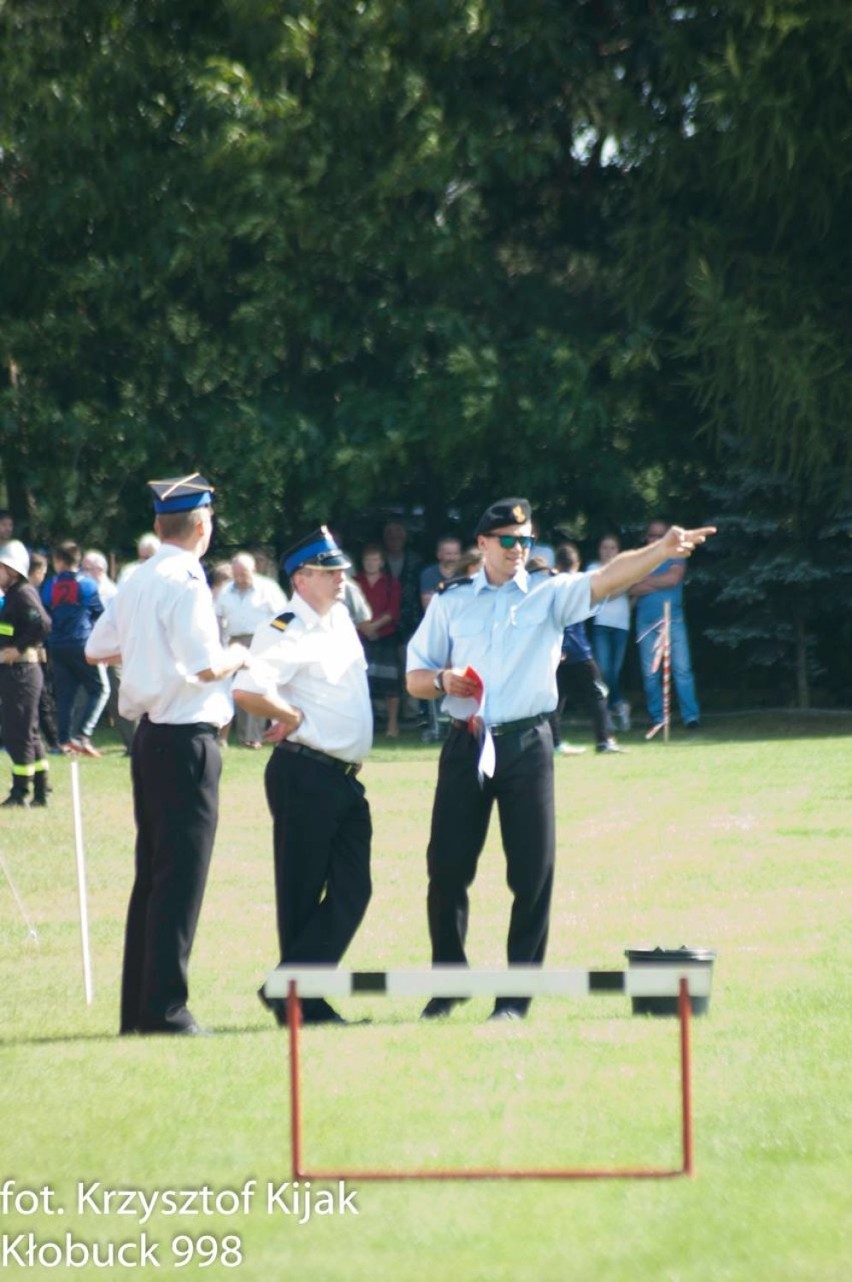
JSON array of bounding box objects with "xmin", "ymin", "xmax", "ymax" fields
[
  {"xmin": 233, "ymin": 590, "xmax": 373, "ymax": 764},
  {"xmin": 586, "ymin": 561, "xmax": 630, "ymax": 630},
  {"xmin": 96, "ymin": 574, "xmax": 119, "ymax": 604},
  {"xmin": 215, "ymin": 574, "xmax": 287, "ymax": 639},
  {"xmin": 85, "ymin": 544, "xmax": 234, "ymax": 726}
]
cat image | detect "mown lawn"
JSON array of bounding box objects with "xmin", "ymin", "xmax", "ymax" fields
[{"xmin": 1, "ymin": 714, "xmax": 849, "ymax": 1281}]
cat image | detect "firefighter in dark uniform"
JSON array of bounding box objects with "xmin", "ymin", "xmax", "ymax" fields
[
  {"xmin": 406, "ymin": 498, "xmax": 716, "ymax": 1021},
  {"xmin": 86, "ymin": 475, "xmax": 249, "ymax": 1035},
  {"xmin": 0, "ymin": 540, "xmax": 52, "ymax": 807}
]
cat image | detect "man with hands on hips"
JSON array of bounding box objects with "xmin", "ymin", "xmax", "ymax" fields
[{"xmin": 233, "ymin": 526, "xmax": 373, "ymax": 1027}]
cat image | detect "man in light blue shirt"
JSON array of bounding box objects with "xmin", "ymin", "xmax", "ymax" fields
[{"xmin": 407, "ymin": 497, "xmax": 715, "ymax": 1021}]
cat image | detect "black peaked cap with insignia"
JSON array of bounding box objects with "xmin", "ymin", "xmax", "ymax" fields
[
  {"xmin": 474, "ymin": 497, "xmax": 532, "ymax": 537},
  {"xmin": 282, "ymin": 525, "xmax": 351, "ymax": 576}
]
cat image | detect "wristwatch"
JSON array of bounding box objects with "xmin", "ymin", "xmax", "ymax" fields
[{"xmin": 433, "ymin": 669, "xmax": 445, "ymax": 693}]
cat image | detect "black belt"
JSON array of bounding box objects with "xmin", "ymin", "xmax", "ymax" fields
[
  {"xmin": 139, "ymin": 715, "xmax": 219, "ymax": 736},
  {"xmin": 450, "ymin": 714, "xmax": 546, "ymax": 737},
  {"xmin": 277, "ymin": 740, "xmax": 362, "ymax": 776}
]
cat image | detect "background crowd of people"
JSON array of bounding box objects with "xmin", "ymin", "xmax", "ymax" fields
[{"xmin": 0, "ymin": 506, "xmax": 704, "ymax": 804}]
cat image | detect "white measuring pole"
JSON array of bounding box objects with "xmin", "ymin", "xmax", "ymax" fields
[{"xmin": 70, "ymin": 758, "xmax": 94, "ymax": 1005}]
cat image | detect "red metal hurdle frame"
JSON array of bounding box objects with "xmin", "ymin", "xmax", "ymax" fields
[{"xmin": 267, "ymin": 966, "xmax": 698, "ymax": 1182}]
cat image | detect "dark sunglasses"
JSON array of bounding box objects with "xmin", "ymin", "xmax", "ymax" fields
[{"xmin": 486, "ymin": 534, "xmax": 534, "ymax": 550}]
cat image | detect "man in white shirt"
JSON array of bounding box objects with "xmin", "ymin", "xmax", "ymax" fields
[
  {"xmin": 86, "ymin": 474, "xmax": 248, "ymax": 1036},
  {"xmin": 82, "ymin": 549, "xmax": 134, "ymax": 752},
  {"xmin": 117, "ymin": 532, "xmax": 160, "ymax": 584},
  {"xmin": 215, "ymin": 552, "xmax": 287, "ymax": 748},
  {"xmin": 234, "ymin": 526, "xmax": 373, "ymax": 1026},
  {"xmin": 81, "ymin": 550, "xmax": 118, "ymax": 603}
]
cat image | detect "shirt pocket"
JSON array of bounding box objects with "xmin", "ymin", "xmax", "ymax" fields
[
  {"xmin": 508, "ymin": 595, "xmax": 552, "ymax": 630},
  {"xmin": 452, "ymin": 613, "xmax": 484, "ymax": 638}
]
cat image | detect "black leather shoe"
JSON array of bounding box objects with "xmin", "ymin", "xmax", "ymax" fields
[
  {"xmin": 137, "ymin": 1021, "xmax": 213, "ymax": 1036},
  {"xmin": 421, "ymin": 997, "xmax": 462, "ymax": 1019},
  {"xmin": 258, "ymin": 985, "xmax": 287, "ymax": 1026},
  {"xmin": 302, "ymin": 1001, "xmax": 347, "ymax": 1025},
  {"xmin": 258, "ymin": 988, "xmax": 350, "ymax": 1027},
  {"xmin": 487, "ymin": 1005, "xmax": 526, "ymax": 1022},
  {"xmin": 1, "ymin": 792, "xmax": 29, "ymax": 807}
]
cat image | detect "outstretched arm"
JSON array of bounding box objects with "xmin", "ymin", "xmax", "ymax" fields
[{"xmin": 590, "ymin": 526, "xmax": 716, "ymax": 604}]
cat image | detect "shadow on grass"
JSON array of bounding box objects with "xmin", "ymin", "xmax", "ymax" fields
[{"xmin": 0, "ymin": 1024, "xmax": 276, "ymax": 1049}]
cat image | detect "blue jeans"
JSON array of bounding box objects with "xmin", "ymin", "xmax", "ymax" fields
[
  {"xmin": 591, "ymin": 624, "xmax": 629, "ymax": 708},
  {"xmin": 51, "ymin": 646, "xmax": 110, "ymax": 742},
  {"xmin": 637, "ymin": 613, "xmax": 700, "ymax": 726}
]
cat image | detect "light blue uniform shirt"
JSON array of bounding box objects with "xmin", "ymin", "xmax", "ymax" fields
[{"xmin": 406, "ymin": 565, "xmax": 597, "ymax": 724}]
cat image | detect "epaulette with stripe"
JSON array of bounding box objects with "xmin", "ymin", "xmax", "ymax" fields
[
  {"xmin": 437, "ymin": 576, "xmax": 474, "ymax": 594},
  {"xmin": 270, "ymin": 611, "xmax": 296, "ymax": 631}
]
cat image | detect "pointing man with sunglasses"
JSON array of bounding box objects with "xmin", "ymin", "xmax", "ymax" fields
[{"xmin": 407, "ymin": 497, "xmax": 715, "ymax": 1021}]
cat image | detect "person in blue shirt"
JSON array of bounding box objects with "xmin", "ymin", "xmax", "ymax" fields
[
  {"xmin": 45, "ymin": 540, "xmax": 108, "ymax": 755},
  {"xmin": 407, "ymin": 497, "xmax": 714, "ymax": 1021},
  {"xmin": 630, "ymin": 517, "xmax": 701, "ymax": 732},
  {"xmin": 549, "ymin": 543, "xmax": 622, "ymax": 755}
]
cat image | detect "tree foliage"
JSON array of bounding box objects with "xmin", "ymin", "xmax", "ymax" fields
[
  {"xmin": 1, "ymin": 1, "xmax": 849, "ymax": 699},
  {"xmin": 615, "ymin": 0, "xmax": 852, "ymax": 498}
]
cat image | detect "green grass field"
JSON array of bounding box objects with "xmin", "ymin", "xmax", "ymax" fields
[{"xmin": 1, "ymin": 715, "xmax": 849, "ymax": 1281}]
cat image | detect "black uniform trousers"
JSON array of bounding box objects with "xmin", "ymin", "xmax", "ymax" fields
[
  {"xmin": 426, "ymin": 719, "xmax": 555, "ymax": 1013},
  {"xmin": 121, "ymin": 717, "xmax": 221, "ymax": 1033},
  {"xmin": 0, "ymin": 663, "xmax": 45, "ymax": 790},
  {"xmin": 265, "ymin": 747, "xmax": 371, "ymax": 1018}
]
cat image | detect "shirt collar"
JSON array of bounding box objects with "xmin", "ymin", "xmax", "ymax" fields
[
  {"xmin": 290, "ymin": 588, "xmax": 336, "ymax": 631},
  {"xmin": 156, "ymin": 543, "xmax": 196, "ymax": 564},
  {"xmin": 154, "ymin": 542, "xmax": 205, "ymax": 580},
  {"xmin": 472, "ymin": 565, "xmax": 529, "ymax": 595}
]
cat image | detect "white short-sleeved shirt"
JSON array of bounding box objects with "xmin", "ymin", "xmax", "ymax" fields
[
  {"xmin": 85, "ymin": 544, "xmax": 234, "ymax": 726},
  {"xmin": 233, "ymin": 590, "xmax": 373, "ymax": 765},
  {"xmin": 406, "ymin": 565, "xmax": 596, "ymax": 723},
  {"xmin": 215, "ymin": 575, "xmax": 287, "ymax": 639},
  {"xmin": 586, "ymin": 561, "xmax": 631, "ymax": 631}
]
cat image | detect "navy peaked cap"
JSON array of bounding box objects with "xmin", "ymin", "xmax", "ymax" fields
[
  {"xmin": 149, "ymin": 473, "xmax": 215, "ymax": 514},
  {"xmin": 282, "ymin": 526, "xmax": 351, "ymax": 576}
]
